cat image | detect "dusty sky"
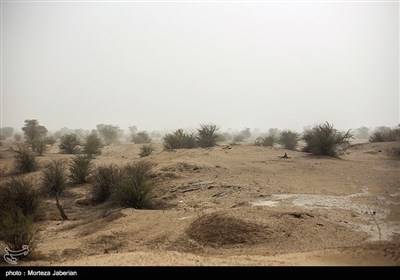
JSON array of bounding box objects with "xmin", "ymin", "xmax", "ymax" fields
[{"xmin": 1, "ymin": 0, "xmax": 399, "ymax": 133}]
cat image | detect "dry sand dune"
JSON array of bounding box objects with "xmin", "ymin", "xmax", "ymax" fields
[{"xmin": 0, "ymin": 141, "xmax": 399, "ymax": 266}]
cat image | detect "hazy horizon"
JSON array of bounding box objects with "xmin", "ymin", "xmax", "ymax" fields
[{"xmin": 1, "ymin": 1, "xmax": 399, "ymax": 133}]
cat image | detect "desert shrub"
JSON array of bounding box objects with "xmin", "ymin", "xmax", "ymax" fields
[
  {"xmin": 83, "ymin": 133, "xmax": 103, "ymax": 156},
  {"xmin": 69, "ymin": 155, "xmax": 92, "ymax": 184},
  {"xmin": 0, "ymin": 211, "xmax": 38, "ymax": 251},
  {"xmin": 0, "ymin": 178, "xmax": 42, "ymax": 221},
  {"xmin": 163, "ymin": 129, "xmax": 197, "ymax": 150},
  {"xmin": 41, "ymin": 160, "xmax": 67, "ymax": 196},
  {"xmin": 44, "ymin": 136, "xmax": 57, "ymax": 146},
  {"xmin": 233, "ymin": 128, "xmax": 251, "ymax": 143},
  {"xmin": 219, "ymin": 132, "xmax": 233, "ymax": 142},
  {"xmin": 369, "ymin": 131, "xmax": 386, "ymax": 142},
  {"xmin": 124, "ymin": 161, "xmax": 152, "ymax": 182},
  {"xmin": 255, "ymin": 135, "xmax": 275, "ymax": 147},
  {"xmin": 369, "ymin": 126, "xmax": 400, "ymax": 142},
  {"xmin": 91, "ymin": 165, "xmax": 124, "ymax": 204},
  {"xmin": 267, "ymin": 128, "xmax": 281, "ymax": 140},
  {"xmin": 197, "ymin": 124, "xmax": 219, "ymax": 148},
  {"xmin": 22, "ymin": 120, "xmax": 47, "ymax": 142},
  {"xmin": 139, "ymin": 144, "xmax": 154, "ymax": 158},
  {"xmin": 0, "ymin": 178, "xmax": 41, "ymax": 251},
  {"xmin": 110, "ymin": 161, "xmax": 153, "ymax": 209},
  {"xmin": 14, "ymin": 133, "xmax": 22, "ymax": 142},
  {"xmin": 302, "ymin": 122, "xmax": 352, "ymax": 157},
  {"xmin": 0, "ymin": 127, "xmax": 14, "ymax": 140},
  {"xmin": 11, "ymin": 144, "xmax": 38, "ymax": 173},
  {"xmin": 279, "ymin": 130, "xmax": 300, "ymax": 150},
  {"xmin": 59, "ymin": 133, "xmax": 81, "ymax": 154},
  {"xmin": 31, "ymin": 140, "xmax": 47, "ymax": 156},
  {"xmin": 131, "ymin": 131, "xmax": 152, "ymax": 144},
  {"xmin": 96, "ymin": 124, "xmax": 122, "ymax": 145}
]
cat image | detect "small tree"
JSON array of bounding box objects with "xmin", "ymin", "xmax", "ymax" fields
[
  {"xmin": 96, "ymin": 124, "xmax": 121, "ymax": 145},
  {"xmin": 139, "ymin": 144, "xmax": 154, "ymax": 158},
  {"xmin": 22, "ymin": 120, "xmax": 47, "ymax": 142},
  {"xmin": 11, "ymin": 144, "xmax": 38, "ymax": 173},
  {"xmin": 44, "ymin": 136, "xmax": 57, "ymax": 146},
  {"xmin": 197, "ymin": 124, "xmax": 219, "ymax": 148},
  {"xmin": 302, "ymin": 122, "xmax": 352, "ymax": 157},
  {"xmin": 59, "ymin": 134, "xmax": 81, "ymax": 154},
  {"xmin": 91, "ymin": 165, "xmax": 124, "ymax": 204},
  {"xmin": 0, "ymin": 179, "xmax": 40, "ymax": 252},
  {"xmin": 0, "ymin": 211, "xmax": 38, "ymax": 252},
  {"xmin": 42, "ymin": 160, "xmax": 68, "ymax": 196},
  {"xmin": 42, "ymin": 160, "xmax": 68, "ymax": 220},
  {"xmin": 233, "ymin": 128, "xmax": 251, "ymax": 142},
  {"xmin": 369, "ymin": 126, "xmax": 400, "ymax": 142},
  {"xmin": 279, "ymin": 130, "xmax": 299, "ymax": 150},
  {"xmin": 31, "ymin": 140, "xmax": 47, "ymax": 156},
  {"xmin": 111, "ymin": 161, "xmax": 154, "ymax": 209},
  {"xmin": 163, "ymin": 129, "xmax": 197, "ymax": 150},
  {"xmin": 83, "ymin": 133, "xmax": 103, "ymax": 156},
  {"xmin": 0, "ymin": 178, "xmax": 42, "ymax": 221},
  {"xmin": 69, "ymin": 155, "xmax": 93, "ymax": 184},
  {"xmin": 255, "ymin": 135, "xmax": 275, "ymax": 147},
  {"xmin": 131, "ymin": 131, "xmax": 152, "ymax": 144}
]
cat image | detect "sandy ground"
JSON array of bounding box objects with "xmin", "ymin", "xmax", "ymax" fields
[{"xmin": 0, "ymin": 140, "xmax": 399, "ymax": 266}]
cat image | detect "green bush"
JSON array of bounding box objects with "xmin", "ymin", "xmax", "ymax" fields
[
  {"xmin": 0, "ymin": 211, "xmax": 38, "ymax": 251},
  {"xmin": 197, "ymin": 124, "xmax": 219, "ymax": 148},
  {"xmin": 11, "ymin": 144, "xmax": 38, "ymax": 173},
  {"xmin": 42, "ymin": 160, "xmax": 68, "ymax": 196},
  {"xmin": 279, "ymin": 130, "xmax": 300, "ymax": 150},
  {"xmin": 59, "ymin": 133, "xmax": 81, "ymax": 154},
  {"xmin": 0, "ymin": 178, "xmax": 41, "ymax": 251},
  {"xmin": 302, "ymin": 122, "xmax": 352, "ymax": 157},
  {"xmin": 83, "ymin": 133, "xmax": 103, "ymax": 156},
  {"xmin": 0, "ymin": 178, "xmax": 42, "ymax": 221},
  {"xmin": 44, "ymin": 136, "xmax": 57, "ymax": 146},
  {"xmin": 110, "ymin": 161, "xmax": 153, "ymax": 209},
  {"xmin": 22, "ymin": 119, "xmax": 47, "ymax": 143},
  {"xmin": 69, "ymin": 155, "xmax": 92, "ymax": 184},
  {"xmin": 131, "ymin": 131, "xmax": 152, "ymax": 144},
  {"xmin": 255, "ymin": 135, "xmax": 275, "ymax": 147},
  {"xmin": 31, "ymin": 140, "xmax": 47, "ymax": 156},
  {"xmin": 91, "ymin": 165, "xmax": 124, "ymax": 204},
  {"xmin": 139, "ymin": 144, "xmax": 154, "ymax": 158},
  {"xmin": 96, "ymin": 124, "xmax": 121, "ymax": 145},
  {"xmin": 163, "ymin": 129, "xmax": 197, "ymax": 150},
  {"xmin": 369, "ymin": 126, "xmax": 400, "ymax": 142}
]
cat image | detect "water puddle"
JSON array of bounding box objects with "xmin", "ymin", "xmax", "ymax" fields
[
  {"xmin": 251, "ymin": 188, "xmax": 399, "ymax": 241},
  {"xmin": 252, "ymin": 201, "xmax": 279, "ymax": 207}
]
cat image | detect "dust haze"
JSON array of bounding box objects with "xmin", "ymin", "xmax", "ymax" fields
[
  {"xmin": 1, "ymin": 1, "xmax": 398, "ymax": 132},
  {"xmin": 0, "ymin": 0, "xmax": 400, "ymax": 268}
]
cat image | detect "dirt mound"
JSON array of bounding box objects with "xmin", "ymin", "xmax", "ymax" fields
[
  {"xmin": 349, "ymin": 141, "xmax": 400, "ymax": 159},
  {"xmin": 186, "ymin": 212, "xmax": 268, "ymax": 246},
  {"xmin": 178, "ymin": 209, "xmax": 367, "ymax": 254}
]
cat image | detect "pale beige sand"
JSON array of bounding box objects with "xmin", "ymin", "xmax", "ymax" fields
[{"xmin": 1, "ymin": 140, "xmax": 399, "ymax": 266}]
